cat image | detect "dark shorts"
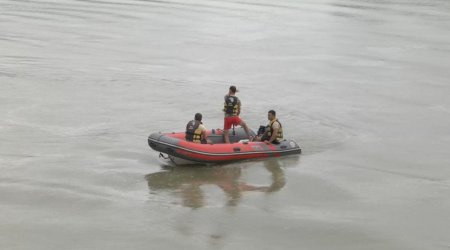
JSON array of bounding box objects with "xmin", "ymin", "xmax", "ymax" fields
[
  {"xmin": 224, "ymin": 116, "xmax": 242, "ymax": 130},
  {"xmin": 261, "ymin": 134, "xmax": 280, "ymax": 144}
]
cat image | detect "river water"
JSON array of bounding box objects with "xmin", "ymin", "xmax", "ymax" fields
[{"xmin": 1, "ymin": 0, "xmax": 449, "ymax": 249}]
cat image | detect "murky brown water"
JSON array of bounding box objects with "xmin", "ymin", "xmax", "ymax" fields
[{"xmin": 1, "ymin": 0, "xmax": 449, "ymax": 249}]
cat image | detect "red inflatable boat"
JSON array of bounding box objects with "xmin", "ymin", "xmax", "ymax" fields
[{"xmin": 148, "ymin": 127, "xmax": 301, "ymax": 164}]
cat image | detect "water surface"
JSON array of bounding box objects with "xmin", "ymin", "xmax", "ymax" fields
[{"xmin": 1, "ymin": 0, "xmax": 449, "ymax": 249}]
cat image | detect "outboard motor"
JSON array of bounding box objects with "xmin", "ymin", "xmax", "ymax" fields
[{"xmin": 257, "ymin": 125, "xmax": 266, "ymax": 136}]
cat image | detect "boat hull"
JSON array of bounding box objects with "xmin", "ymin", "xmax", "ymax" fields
[{"xmin": 148, "ymin": 128, "xmax": 301, "ymax": 164}]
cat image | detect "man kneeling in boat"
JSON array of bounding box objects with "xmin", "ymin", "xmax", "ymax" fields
[
  {"xmin": 185, "ymin": 113, "xmax": 211, "ymax": 144},
  {"xmin": 255, "ymin": 110, "xmax": 283, "ymax": 144}
]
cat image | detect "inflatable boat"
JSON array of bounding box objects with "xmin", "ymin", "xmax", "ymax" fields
[{"xmin": 148, "ymin": 127, "xmax": 301, "ymax": 164}]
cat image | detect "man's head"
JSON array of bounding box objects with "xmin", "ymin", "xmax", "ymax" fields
[
  {"xmin": 195, "ymin": 113, "xmax": 202, "ymax": 121},
  {"xmin": 229, "ymin": 85, "xmax": 237, "ymax": 94},
  {"xmin": 268, "ymin": 110, "xmax": 276, "ymax": 120}
]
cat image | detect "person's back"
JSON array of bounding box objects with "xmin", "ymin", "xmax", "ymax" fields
[
  {"xmin": 185, "ymin": 113, "xmax": 208, "ymax": 144},
  {"xmin": 223, "ymin": 85, "xmax": 251, "ymax": 143},
  {"xmin": 224, "ymin": 95, "xmax": 240, "ymax": 117}
]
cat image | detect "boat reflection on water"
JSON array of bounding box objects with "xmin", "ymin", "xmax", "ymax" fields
[{"xmin": 145, "ymin": 158, "xmax": 294, "ymax": 208}]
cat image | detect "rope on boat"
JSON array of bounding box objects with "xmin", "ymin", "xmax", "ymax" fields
[{"xmin": 159, "ymin": 152, "xmax": 177, "ymax": 165}]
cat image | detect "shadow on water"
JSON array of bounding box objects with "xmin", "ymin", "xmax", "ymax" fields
[{"xmin": 145, "ymin": 158, "xmax": 295, "ymax": 208}]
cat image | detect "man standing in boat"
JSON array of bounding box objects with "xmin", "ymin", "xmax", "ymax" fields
[
  {"xmin": 185, "ymin": 113, "xmax": 210, "ymax": 144},
  {"xmin": 255, "ymin": 110, "xmax": 283, "ymax": 144},
  {"xmin": 223, "ymin": 85, "xmax": 252, "ymax": 143}
]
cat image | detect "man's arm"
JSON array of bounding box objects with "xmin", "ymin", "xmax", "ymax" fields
[
  {"xmin": 200, "ymin": 125, "xmax": 207, "ymax": 139},
  {"xmin": 237, "ymin": 99, "xmax": 241, "ymax": 116},
  {"xmin": 201, "ymin": 130, "xmax": 207, "ymax": 140},
  {"xmin": 201, "ymin": 126, "xmax": 213, "ymax": 144}
]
